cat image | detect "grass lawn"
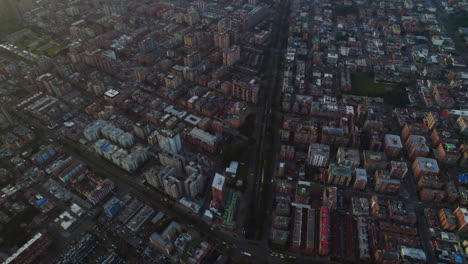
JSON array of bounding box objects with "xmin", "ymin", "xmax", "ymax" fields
[
  {"xmin": 444, "ymin": 10, "xmax": 468, "ymax": 54},
  {"xmin": 236, "ymin": 165, "xmax": 249, "ymax": 181},
  {"xmin": 1, "ymin": 206, "xmax": 40, "ymax": 249},
  {"xmin": 350, "ymin": 72, "xmax": 386, "ymax": 97},
  {"xmin": 0, "ymin": 21, "xmax": 23, "ymax": 41}
]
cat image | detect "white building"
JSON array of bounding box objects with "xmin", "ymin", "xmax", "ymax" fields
[{"xmin": 156, "ymin": 129, "xmax": 182, "ymax": 154}]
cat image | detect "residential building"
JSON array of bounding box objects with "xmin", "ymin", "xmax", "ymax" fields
[
  {"xmin": 405, "ymin": 135, "xmax": 430, "ymax": 160},
  {"xmin": 327, "ymin": 163, "xmax": 352, "ymax": 186},
  {"xmin": 453, "ymin": 207, "xmax": 468, "ymax": 232},
  {"xmin": 318, "ymin": 206, "xmax": 330, "ymax": 256},
  {"xmin": 362, "ymin": 151, "xmax": 387, "ymax": 171},
  {"xmin": 353, "ymin": 168, "xmax": 367, "ymax": 191},
  {"xmin": 336, "ymin": 147, "xmax": 361, "ymax": 168},
  {"xmin": 307, "ymin": 144, "xmax": 330, "ymax": 167},
  {"xmin": 322, "ymin": 186, "xmax": 337, "ymax": 209},
  {"xmin": 411, "ymin": 157, "xmax": 439, "ymax": 180},
  {"xmin": 384, "ymin": 134, "xmax": 403, "ymax": 158},
  {"xmin": 211, "ymin": 173, "xmax": 225, "ymax": 202},
  {"xmin": 156, "ymin": 129, "xmax": 182, "ymax": 154},
  {"xmin": 375, "ymin": 169, "xmax": 401, "ymax": 194},
  {"xmin": 388, "ymin": 161, "xmax": 408, "ymax": 179},
  {"xmin": 434, "ymin": 143, "xmax": 461, "ymax": 165},
  {"xmin": 222, "ymin": 45, "xmax": 240, "ymax": 66},
  {"xmin": 149, "ymin": 221, "xmax": 183, "ymax": 255}
]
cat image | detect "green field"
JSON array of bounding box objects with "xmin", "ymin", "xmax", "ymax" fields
[
  {"xmin": 350, "ymin": 72, "xmax": 386, "ymax": 97},
  {"xmin": 445, "ymin": 10, "xmax": 468, "ymax": 54},
  {"xmin": 16, "ymin": 38, "xmax": 66, "ymax": 57},
  {"xmin": 346, "ymin": 72, "xmax": 409, "ymax": 106},
  {"xmin": 1, "ymin": 205, "xmax": 40, "ymax": 249},
  {"xmin": 0, "ymin": 0, "xmax": 23, "ymax": 40}
]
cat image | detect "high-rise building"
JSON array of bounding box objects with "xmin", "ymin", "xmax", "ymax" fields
[
  {"xmin": 423, "ymin": 112, "xmax": 437, "ymax": 130},
  {"xmin": 336, "ymin": 147, "xmax": 361, "ymax": 168},
  {"xmin": 231, "ymin": 78, "xmax": 260, "ymax": 104},
  {"xmin": 214, "ymin": 32, "xmax": 230, "ymax": 49},
  {"xmin": 384, "ymin": 134, "xmax": 403, "ymax": 158},
  {"xmin": 439, "ymin": 208, "xmax": 457, "ymax": 231},
  {"xmin": 457, "ymin": 116, "xmax": 468, "ymax": 136},
  {"xmin": 164, "ymin": 75, "xmax": 182, "ymax": 89},
  {"xmin": 222, "ymin": 45, "xmax": 240, "ymax": 66},
  {"xmin": 322, "ymin": 186, "xmax": 337, "ymax": 209},
  {"xmin": 133, "ymin": 121, "xmax": 152, "ymax": 140},
  {"xmin": 453, "ymin": 207, "xmax": 468, "ymax": 232},
  {"xmin": 307, "ymin": 144, "xmax": 330, "ymax": 167},
  {"xmin": 36, "ymin": 73, "xmax": 71, "ymax": 97},
  {"xmin": 186, "ymin": 128, "xmax": 218, "ymax": 153},
  {"xmin": 388, "ymin": 161, "xmax": 408, "ymax": 179},
  {"xmin": 327, "ymin": 163, "xmax": 352, "ymax": 186},
  {"xmin": 184, "ymin": 173, "xmax": 204, "ymax": 198},
  {"xmin": 185, "ymin": 10, "xmax": 200, "ymax": 26},
  {"xmin": 156, "ymin": 129, "xmax": 182, "ymax": 154},
  {"xmin": 144, "ymin": 166, "xmax": 162, "ymax": 188},
  {"xmin": 295, "ymin": 181, "xmax": 311, "ymax": 204},
  {"xmin": 318, "ymin": 206, "xmax": 330, "ymax": 256},
  {"xmin": 434, "ymin": 143, "xmax": 461, "ymax": 165},
  {"xmin": 411, "ymin": 157, "xmax": 439, "ymax": 181},
  {"xmin": 94, "ymin": 49, "xmax": 118, "ymax": 75},
  {"xmin": 374, "ymin": 169, "xmax": 400, "ymax": 194},
  {"xmin": 163, "ymin": 175, "xmax": 183, "ymax": 199},
  {"xmin": 401, "ymin": 123, "xmax": 429, "ymax": 141},
  {"xmin": 184, "ymin": 50, "xmax": 201, "ymax": 68},
  {"xmin": 211, "ymin": 173, "xmax": 225, "ymax": 202},
  {"xmin": 139, "ymin": 37, "xmax": 155, "ymax": 53},
  {"xmin": 159, "ymin": 152, "xmax": 185, "ymax": 176},
  {"xmin": 405, "ymin": 135, "xmax": 430, "ymax": 160},
  {"xmin": 362, "ymin": 151, "xmax": 387, "ymax": 171},
  {"xmin": 353, "ymin": 168, "xmax": 367, "ymax": 191}
]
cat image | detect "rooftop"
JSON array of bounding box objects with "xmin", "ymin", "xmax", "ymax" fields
[
  {"xmin": 385, "ymin": 134, "xmax": 403, "ymax": 148},
  {"xmin": 415, "ymin": 157, "xmax": 439, "ymax": 173},
  {"xmin": 212, "ymin": 173, "xmax": 225, "ymax": 191},
  {"xmin": 330, "ymin": 163, "xmax": 352, "ymax": 177}
]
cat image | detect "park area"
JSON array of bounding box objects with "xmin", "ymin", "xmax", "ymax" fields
[
  {"xmin": 14, "ymin": 37, "xmax": 66, "ymax": 57},
  {"xmin": 350, "ymin": 72, "xmax": 386, "ymax": 97},
  {"xmin": 348, "ymin": 72, "xmax": 409, "ymax": 106}
]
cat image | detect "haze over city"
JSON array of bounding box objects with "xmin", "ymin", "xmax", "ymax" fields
[{"xmin": 0, "ymin": 0, "xmax": 467, "ymax": 263}]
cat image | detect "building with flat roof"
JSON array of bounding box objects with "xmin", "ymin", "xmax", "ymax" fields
[
  {"xmin": 295, "ymin": 181, "xmax": 311, "ymax": 204},
  {"xmin": 411, "ymin": 157, "xmax": 439, "ymax": 180},
  {"xmin": 156, "ymin": 129, "xmax": 182, "ymax": 154},
  {"xmin": 149, "ymin": 221, "xmax": 183, "ymax": 255},
  {"xmin": 322, "ymin": 186, "xmax": 337, "ymax": 209},
  {"xmin": 305, "ymin": 208, "xmax": 315, "ymax": 255},
  {"xmin": 211, "ymin": 173, "xmax": 225, "ymax": 202},
  {"xmin": 187, "ymin": 128, "xmax": 218, "ymax": 153},
  {"xmin": 454, "ymin": 207, "xmax": 468, "ymax": 232},
  {"xmin": 356, "ymin": 217, "xmax": 370, "ymax": 260},
  {"xmin": 362, "ymin": 151, "xmax": 387, "ymax": 171},
  {"xmin": 388, "ymin": 161, "xmax": 408, "ymax": 179},
  {"xmin": 327, "ymin": 163, "xmax": 352, "ymax": 186},
  {"xmin": 307, "ymin": 144, "xmax": 330, "ymax": 167},
  {"xmin": 290, "ymin": 207, "xmax": 302, "ymax": 252},
  {"xmin": 353, "ymin": 168, "xmax": 367, "ymax": 191},
  {"xmin": 434, "ymin": 143, "xmax": 461, "ymax": 165},
  {"xmin": 318, "ymin": 206, "xmax": 330, "ymax": 256},
  {"xmin": 336, "ymin": 147, "xmax": 361, "ymax": 168},
  {"xmin": 375, "ymin": 169, "xmax": 401, "ymax": 194},
  {"xmin": 384, "ymin": 134, "xmax": 403, "ymax": 158},
  {"xmin": 405, "ymin": 135, "xmax": 430, "ymax": 160}
]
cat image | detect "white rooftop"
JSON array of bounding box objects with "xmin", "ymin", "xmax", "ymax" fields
[{"xmin": 212, "ymin": 173, "xmax": 225, "ymax": 191}]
